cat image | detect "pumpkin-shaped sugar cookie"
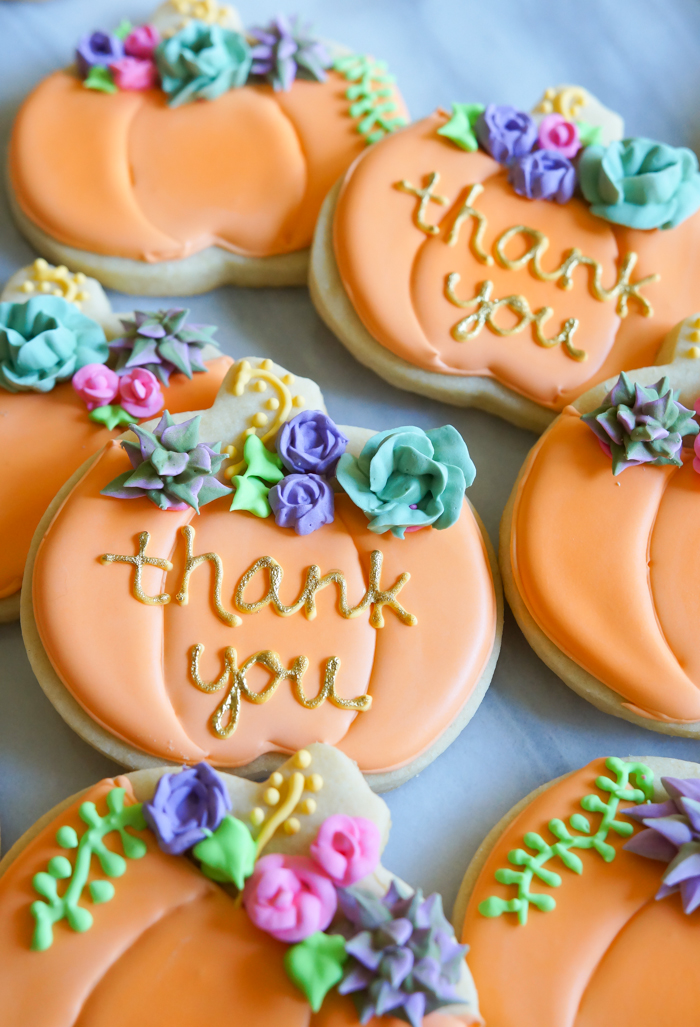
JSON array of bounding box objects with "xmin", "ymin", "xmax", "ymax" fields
[
  {"xmin": 502, "ymin": 316, "xmax": 700, "ymax": 734},
  {"xmin": 0, "ymin": 744, "xmax": 482, "ymax": 1026},
  {"xmin": 455, "ymin": 755, "xmax": 700, "ymax": 1027},
  {"xmin": 311, "ymin": 84, "xmax": 700, "ymax": 430},
  {"xmin": 0, "ymin": 259, "xmax": 232, "ymax": 623},
  {"xmin": 8, "ymin": 1, "xmax": 407, "ymax": 295},
  {"xmin": 22, "ymin": 356, "xmax": 501, "ymax": 787}
]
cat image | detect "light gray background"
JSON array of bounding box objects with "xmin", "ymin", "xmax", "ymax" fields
[{"xmin": 1, "ymin": 0, "xmax": 700, "ymax": 914}]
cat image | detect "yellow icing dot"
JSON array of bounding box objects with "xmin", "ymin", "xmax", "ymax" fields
[
  {"xmin": 223, "ymin": 444, "xmax": 237, "ymax": 459},
  {"xmin": 251, "ymin": 412, "xmax": 269, "ymax": 428},
  {"xmin": 692, "ymin": 316, "xmax": 700, "ymax": 329},
  {"xmin": 254, "ymin": 380, "xmax": 268, "ymax": 392},
  {"xmin": 283, "ymin": 373, "xmax": 295, "ymax": 385},
  {"xmin": 300, "ymin": 798, "xmax": 317, "ymax": 816},
  {"xmin": 266, "ymin": 397, "xmax": 280, "ymax": 411},
  {"xmin": 20, "ymin": 281, "xmax": 34, "ymax": 293},
  {"xmin": 292, "ymin": 395, "xmax": 305, "ymax": 408},
  {"xmin": 261, "ymin": 358, "xmax": 273, "ymax": 370},
  {"xmin": 687, "ymin": 346, "xmax": 700, "ymax": 359},
  {"xmin": 250, "ymin": 807, "xmax": 265, "ymax": 826},
  {"xmin": 264, "ymin": 787, "xmax": 280, "ymax": 806},
  {"xmin": 40, "ymin": 282, "xmax": 52, "ymax": 293},
  {"xmin": 294, "ymin": 749, "xmax": 312, "ymax": 769},
  {"xmin": 284, "ymin": 818, "xmax": 301, "ymax": 835},
  {"xmin": 688, "ymin": 329, "xmax": 700, "ymax": 343},
  {"xmin": 269, "ymin": 771, "xmax": 284, "ymax": 788},
  {"xmin": 244, "ymin": 427, "xmax": 257, "ymax": 436},
  {"xmin": 306, "ymin": 773, "xmax": 324, "ymax": 793},
  {"xmin": 223, "ymin": 466, "xmax": 235, "ymax": 480}
]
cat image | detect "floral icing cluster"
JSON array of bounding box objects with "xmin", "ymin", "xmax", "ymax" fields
[
  {"xmin": 139, "ymin": 761, "xmax": 466, "ymax": 1025},
  {"xmin": 581, "ymin": 372, "xmax": 699, "ymax": 475},
  {"xmin": 75, "ymin": 13, "xmax": 331, "ymax": 103},
  {"xmin": 438, "ymin": 100, "xmax": 700, "ymax": 228},
  {"xmin": 110, "ymin": 308, "xmax": 218, "ymax": 386}
]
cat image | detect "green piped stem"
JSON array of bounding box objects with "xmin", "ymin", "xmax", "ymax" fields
[{"xmin": 333, "ymin": 54, "xmax": 407, "ymax": 144}]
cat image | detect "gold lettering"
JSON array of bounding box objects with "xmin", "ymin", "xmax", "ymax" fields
[
  {"xmin": 100, "ymin": 531, "xmax": 172, "ymax": 606},
  {"xmin": 174, "ymin": 525, "xmax": 241, "ymax": 626},
  {"xmin": 394, "ymin": 172, "xmax": 450, "ymax": 235},
  {"xmin": 447, "ymin": 183, "xmax": 494, "ymax": 264}
]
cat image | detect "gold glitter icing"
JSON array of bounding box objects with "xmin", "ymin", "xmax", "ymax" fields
[
  {"xmin": 100, "ymin": 532, "xmax": 172, "ymax": 605},
  {"xmin": 189, "ymin": 645, "xmax": 371, "ymax": 739},
  {"xmin": 174, "ymin": 524, "xmax": 241, "ymax": 626},
  {"xmin": 395, "ymin": 172, "xmax": 450, "ymax": 235}
]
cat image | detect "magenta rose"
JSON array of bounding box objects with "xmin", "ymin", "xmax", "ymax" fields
[
  {"xmin": 72, "ymin": 363, "xmax": 119, "ymax": 410},
  {"xmin": 124, "ymin": 24, "xmax": 161, "ymax": 59},
  {"xmin": 537, "ymin": 113, "xmax": 580, "ymax": 159},
  {"xmin": 310, "ymin": 815, "xmax": 380, "ymax": 887},
  {"xmin": 243, "ymin": 853, "xmax": 337, "ymax": 942},
  {"xmin": 110, "ymin": 56, "xmax": 159, "ymax": 91},
  {"xmin": 118, "ymin": 367, "xmax": 164, "ymax": 418}
]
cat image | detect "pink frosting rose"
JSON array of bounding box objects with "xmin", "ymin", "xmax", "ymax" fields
[
  {"xmin": 118, "ymin": 368, "xmax": 164, "ymax": 418},
  {"xmin": 110, "ymin": 56, "xmax": 158, "ymax": 91},
  {"xmin": 72, "ymin": 363, "xmax": 119, "ymax": 410},
  {"xmin": 124, "ymin": 24, "xmax": 161, "ymax": 59},
  {"xmin": 538, "ymin": 113, "xmax": 580, "ymax": 159},
  {"xmin": 242, "ymin": 854, "xmax": 337, "ymax": 942},
  {"xmin": 310, "ymin": 815, "xmax": 381, "ymax": 887}
]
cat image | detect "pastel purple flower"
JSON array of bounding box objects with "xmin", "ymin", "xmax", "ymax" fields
[
  {"xmin": 269, "ymin": 473, "xmax": 334, "ymax": 535},
  {"xmin": 475, "ymin": 104, "xmax": 537, "ymax": 164},
  {"xmin": 276, "ymin": 410, "xmax": 348, "ymax": 475},
  {"xmin": 143, "ymin": 763, "xmax": 231, "ymax": 855},
  {"xmin": 76, "ymin": 31, "xmax": 125, "ymax": 78},
  {"xmin": 509, "ymin": 149, "xmax": 576, "ymax": 204}
]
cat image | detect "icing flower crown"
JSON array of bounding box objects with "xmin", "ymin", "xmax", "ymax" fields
[{"xmin": 438, "ymin": 86, "xmax": 700, "ymax": 229}]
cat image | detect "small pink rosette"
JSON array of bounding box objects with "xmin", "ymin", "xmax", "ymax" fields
[
  {"xmin": 118, "ymin": 367, "xmax": 164, "ymax": 418},
  {"xmin": 124, "ymin": 24, "xmax": 161, "ymax": 60},
  {"xmin": 110, "ymin": 56, "xmax": 159, "ymax": 91},
  {"xmin": 310, "ymin": 814, "xmax": 380, "ymax": 887},
  {"xmin": 72, "ymin": 363, "xmax": 119, "ymax": 410},
  {"xmin": 242, "ymin": 854, "xmax": 337, "ymax": 943},
  {"xmin": 537, "ymin": 113, "xmax": 580, "ymax": 159}
]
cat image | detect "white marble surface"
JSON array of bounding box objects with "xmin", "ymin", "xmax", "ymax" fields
[{"xmin": 2, "ymin": 0, "xmax": 700, "ymax": 916}]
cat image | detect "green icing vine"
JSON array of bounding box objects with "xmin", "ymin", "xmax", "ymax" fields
[
  {"xmin": 479, "ymin": 757, "xmax": 654, "ymax": 925},
  {"xmin": 31, "ymin": 787, "xmax": 148, "ymax": 951},
  {"xmin": 333, "ymin": 54, "xmax": 407, "ymax": 145}
]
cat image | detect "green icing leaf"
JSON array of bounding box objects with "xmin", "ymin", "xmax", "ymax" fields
[
  {"xmin": 284, "ymin": 932, "xmax": 348, "ymax": 1012},
  {"xmin": 193, "ymin": 816, "xmax": 256, "ymax": 889},
  {"xmin": 241, "ymin": 434, "xmax": 284, "ymax": 483},
  {"xmin": 576, "ymin": 119, "xmax": 603, "ymax": 147},
  {"xmin": 230, "ymin": 474, "xmax": 273, "ymax": 517},
  {"xmin": 437, "ymin": 102, "xmax": 485, "ymax": 152},
  {"xmin": 84, "ymin": 66, "xmax": 117, "ymax": 94},
  {"xmin": 89, "ymin": 405, "xmax": 138, "ymax": 430},
  {"xmin": 114, "ymin": 20, "xmax": 133, "ymax": 40}
]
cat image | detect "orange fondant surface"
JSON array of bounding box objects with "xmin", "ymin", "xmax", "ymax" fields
[
  {"xmin": 334, "ymin": 111, "xmax": 700, "ymax": 409},
  {"xmin": 462, "ymin": 759, "xmax": 700, "ymax": 1026},
  {"xmin": 0, "ymin": 356, "xmax": 231, "ymax": 600},
  {"xmin": 511, "ymin": 408, "xmax": 700, "ymax": 721},
  {"xmin": 9, "ymin": 70, "xmax": 406, "ymax": 262},
  {"xmin": 31, "ymin": 442, "xmax": 497, "ymax": 770},
  {"xmin": 0, "ymin": 780, "xmax": 473, "ymax": 1026}
]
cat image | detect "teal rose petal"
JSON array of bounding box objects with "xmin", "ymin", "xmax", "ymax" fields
[{"xmin": 155, "ymin": 20, "xmax": 252, "ymax": 108}]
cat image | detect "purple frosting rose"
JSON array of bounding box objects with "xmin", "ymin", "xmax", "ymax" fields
[
  {"xmin": 508, "ymin": 149, "xmax": 576, "ymax": 204},
  {"xmin": 269, "ymin": 473, "xmax": 334, "ymax": 535},
  {"xmin": 76, "ymin": 31, "xmax": 125, "ymax": 78},
  {"xmin": 276, "ymin": 410, "xmax": 348, "ymax": 475},
  {"xmin": 143, "ymin": 763, "xmax": 231, "ymax": 855},
  {"xmin": 476, "ymin": 104, "xmax": 537, "ymax": 164}
]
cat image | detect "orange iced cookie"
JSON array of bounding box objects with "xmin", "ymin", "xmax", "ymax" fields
[
  {"xmin": 0, "ymin": 260, "xmax": 232, "ymax": 622},
  {"xmin": 8, "ymin": 2, "xmax": 407, "ymax": 294},
  {"xmin": 0, "ymin": 744, "xmax": 482, "ymax": 1026},
  {"xmin": 311, "ymin": 85, "xmax": 700, "ymax": 430},
  {"xmin": 455, "ymin": 755, "xmax": 700, "ymax": 1027},
  {"xmin": 23, "ymin": 356, "xmax": 502, "ymax": 785},
  {"xmin": 503, "ymin": 316, "xmax": 700, "ymax": 734}
]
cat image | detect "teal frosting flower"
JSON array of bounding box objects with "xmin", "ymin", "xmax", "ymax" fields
[
  {"xmin": 336, "ymin": 425, "xmax": 475, "ymax": 539},
  {"xmin": 155, "ymin": 20, "xmax": 252, "ymax": 107},
  {"xmin": 0, "ymin": 296, "xmax": 108, "ymax": 393},
  {"xmin": 579, "ymin": 138, "xmax": 700, "ymax": 230}
]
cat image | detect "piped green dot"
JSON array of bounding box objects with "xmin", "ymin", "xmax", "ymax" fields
[
  {"xmin": 56, "ymin": 826, "xmax": 79, "ymax": 849},
  {"xmin": 47, "ymin": 856, "xmax": 72, "ymax": 880},
  {"xmin": 89, "ymin": 880, "xmax": 115, "ymax": 904}
]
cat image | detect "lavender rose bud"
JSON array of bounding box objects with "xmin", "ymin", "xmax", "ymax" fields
[
  {"xmin": 143, "ymin": 763, "xmax": 231, "ymax": 855},
  {"xmin": 76, "ymin": 31, "xmax": 125, "ymax": 78},
  {"xmin": 276, "ymin": 410, "xmax": 348, "ymax": 475},
  {"xmin": 476, "ymin": 104, "xmax": 537, "ymax": 164},
  {"xmin": 509, "ymin": 149, "xmax": 577, "ymax": 204},
  {"xmin": 269, "ymin": 473, "xmax": 334, "ymax": 535}
]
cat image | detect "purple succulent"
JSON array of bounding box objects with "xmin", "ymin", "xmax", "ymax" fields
[
  {"xmin": 581, "ymin": 372, "xmax": 699, "ymax": 475},
  {"xmin": 249, "ymin": 14, "xmax": 331, "ymax": 91},
  {"xmin": 100, "ymin": 410, "xmax": 232, "ymax": 512},
  {"xmin": 143, "ymin": 763, "xmax": 232, "ymax": 855},
  {"xmin": 336, "ymin": 881, "xmax": 467, "ymax": 1027},
  {"xmin": 509, "ymin": 149, "xmax": 576, "ymax": 204},
  {"xmin": 110, "ymin": 308, "xmax": 218, "ymax": 387},
  {"xmin": 625, "ymin": 776, "xmax": 700, "ymax": 914},
  {"xmin": 475, "ymin": 104, "xmax": 537, "ymax": 165},
  {"xmin": 76, "ymin": 31, "xmax": 125, "ymax": 78}
]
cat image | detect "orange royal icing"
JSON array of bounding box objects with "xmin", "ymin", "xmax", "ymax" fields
[
  {"xmin": 9, "ymin": 70, "xmax": 406, "ymax": 262},
  {"xmin": 333, "ymin": 111, "xmax": 700, "ymax": 410},
  {"xmin": 511, "ymin": 407, "xmax": 700, "ymax": 721},
  {"xmin": 30, "ymin": 441, "xmax": 497, "ymax": 771},
  {"xmin": 0, "ymin": 779, "xmax": 469, "ymax": 1026},
  {"xmin": 0, "ymin": 355, "xmax": 231, "ymax": 600},
  {"xmin": 462, "ymin": 759, "xmax": 700, "ymax": 1026}
]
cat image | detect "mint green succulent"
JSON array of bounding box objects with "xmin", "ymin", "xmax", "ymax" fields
[
  {"xmin": 155, "ymin": 20, "xmax": 252, "ymax": 108},
  {"xmin": 0, "ymin": 296, "xmax": 108, "ymax": 393},
  {"xmin": 336, "ymin": 425, "xmax": 475, "ymax": 539}
]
